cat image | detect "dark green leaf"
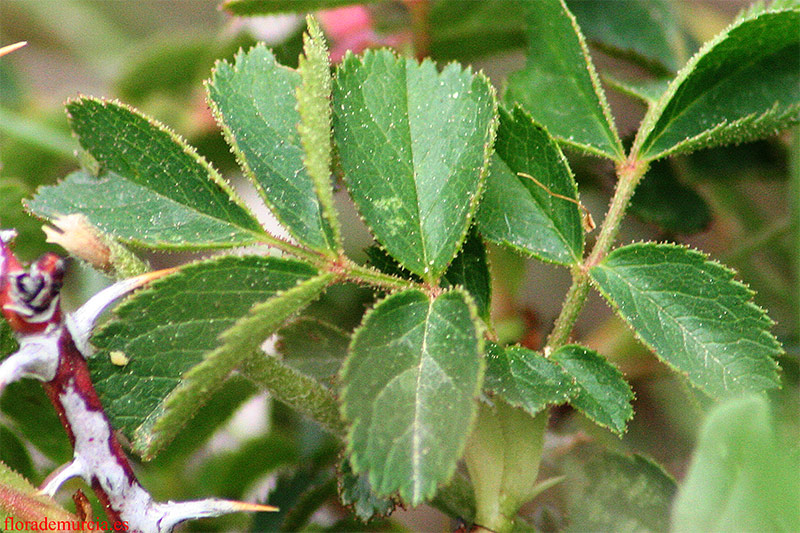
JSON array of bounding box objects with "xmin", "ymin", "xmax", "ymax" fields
[
  {"xmin": 338, "ymin": 458, "xmax": 397, "ymax": 522},
  {"xmin": 551, "ymin": 345, "xmax": 634, "ymax": 435},
  {"xmin": 628, "ymin": 159, "xmax": 711, "ymax": 234},
  {"xmin": 89, "ymin": 255, "xmax": 319, "ymax": 457},
  {"xmin": 341, "ymin": 289, "xmax": 485, "ymax": 505},
  {"xmin": 442, "ymin": 229, "xmax": 491, "ymax": 321},
  {"xmin": 223, "ymin": 0, "xmax": 359, "ymax": 15},
  {"xmin": 476, "ymin": 106, "xmax": 584, "ymax": 265},
  {"xmin": 636, "ymin": 10, "xmax": 800, "ymax": 160},
  {"xmin": 57, "ymin": 98, "xmax": 263, "ymax": 248},
  {"xmin": 298, "ymin": 16, "xmax": 342, "ymax": 254},
  {"xmin": 566, "ymin": 452, "xmax": 676, "ymax": 533},
  {"xmin": 566, "ymin": 0, "xmax": 684, "ymax": 74},
  {"xmin": 671, "ymin": 395, "xmax": 800, "ymax": 532},
  {"xmin": 277, "ymin": 317, "xmax": 349, "ymax": 383},
  {"xmin": 333, "ymin": 49, "xmax": 496, "ymax": 282},
  {"xmin": 590, "ymin": 243, "xmax": 782, "ymax": 398},
  {"xmin": 429, "ymin": 0, "xmax": 526, "ymax": 61},
  {"xmin": 483, "ymin": 343, "xmax": 574, "ymax": 417},
  {"xmin": 30, "ymin": 170, "xmax": 254, "ymax": 250},
  {"xmin": 1, "ymin": 383, "xmax": 72, "ymax": 463},
  {"xmin": 208, "ymin": 44, "xmax": 336, "ymax": 252},
  {"xmin": 505, "ymin": 0, "xmax": 623, "ymax": 159}
]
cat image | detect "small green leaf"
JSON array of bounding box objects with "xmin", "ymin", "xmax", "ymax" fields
[
  {"xmin": 338, "ymin": 458, "xmax": 397, "ymax": 522},
  {"xmin": 277, "ymin": 317, "xmax": 349, "ymax": 382},
  {"xmin": 505, "ymin": 0, "xmax": 623, "ymax": 159},
  {"xmin": 208, "ymin": 44, "xmax": 336, "ymax": 252},
  {"xmin": 59, "ymin": 98, "xmax": 263, "ymax": 249},
  {"xmin": 476, "ymin": 106, "xmax": 584, "ymax": 265},
  {"xmin": 628, "ymin": 159, "xmax": 712, "ymax": 234},
  {"xmin": 30, "ymin": 170, "xmax": 255, "ymax": 249},
  {"xmin": 0, "ymin": 462, "xmax": 78, "ymax": 521},
  {"xmin": 146, "ymin": 273, "xmax": 333, "ymax": 458},
  {"xmin": 551, "ymin": 345, "xmax": 634, "ymax": 435},
  {"xmin": 223, "ymin": 0, "xmax": 359, "ymax": 15},
  {"xmin": 566, "ymin": 452, "xmax": 676, "ymax": 533},
  {"xmin": 636, "ymin": 9, "xmax": 800, "ymax": 160},
  {"xmin": 566, "ymin": 0, "xmax": 684, "ymax": 74},
  {"xmin": 590, "ymin": 243, "xmax": 782, "ymax": 398},
  {"xmin": 89, "ymin": 255, "xmax": 319, "ymax": 457},
  {"xmin": 341, "ymin": 289, "xmax": 485, "ymax": 505},
  {"xmin": 298, "ymin": 16, "xmax": 342, "ymax": 254},
  {"xmin": 671, "ymin": 395, "xmax": 800, "ymax": 532},
  {"xmin": 333, "ymin": 49, "xmax": 497, "ymax": 282},
  {"xmin": 484, "ymin": 343, "xmax": 575, "ymax": 417}
]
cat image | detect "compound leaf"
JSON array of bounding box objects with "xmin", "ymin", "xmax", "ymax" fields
[
  {"xmin": 483, "ymin": 343, "xmax": 575, "ymax": 417},
  {"xmin": 333, "ymin": 49, "xmax": 496, "ymax": 282},
  {"xmin": 636, "ymin": 9, "xmax": 800, "ymax": 160},
  {"xmin": 208, "ymin": 44, "xmax": 336, "ymax": 253},
  {"xmin": 341, "ymin": 289, "xmax": 484, "ymax": 505},
  {"xmin": 89, "ymin": 255, "xmax": 320, "ymax": 458},
  {"xmin": 505, "ymin": 0, "xmax": 623, "ymax": 159},
  {"xmin": 477, "ymin": 106, "xmax": 584, "ymax": 265},
  {"xmin": 551, "ymin": 345, "xmax": 634, "ymax": 435},
  {"xmin": 45, "ymin": 98, "xmax": 263, "ymax": 249},
  {"xmin": 590, "ymin": 243, "xmax": 782, "ymax": 398}
]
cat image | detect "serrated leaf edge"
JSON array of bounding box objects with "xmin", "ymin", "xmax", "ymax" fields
[{"xmin": 340, "ymin": 287, "xmax": 486, "ymax": 505}]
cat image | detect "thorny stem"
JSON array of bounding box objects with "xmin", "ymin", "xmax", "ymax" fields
[{"xmin": 545, "ymin": 157, "xmax": 649, "ymax": 350}]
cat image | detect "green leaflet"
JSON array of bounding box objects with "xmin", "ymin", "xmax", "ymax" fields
[
  {"xmin": 89, "ymin": 255, "xmax": 319, "ymax": 457},
  {"xmin": 341, "ymin": 289, "xmax": 484, "ymax": 505},
  {"xmin": 30, "ymin": 170, "xmax": 257, "ymax": 249},
  {"xmin": 565, "ymin": 452, "xmax": 676, "ymax": 533},
  {"xmin": 207, "ymin": 44, "xmax": 336, "ymax": 252},
  {"xmin": 566, "ymin": 0, "xmax": 684, "ymax": 74},
  {"xmin": 146, "ymin": 273, "xmax": 333, "ymax": 458},
  {"xmin": 59, "ymin": 98, "xmax": 263, "ymax": 249},
  {"xmin": 0, "ymin": 462, "xmax": 78, "ymax": 521},
  {"xmin": 590, "ymin": 243, "xmax": 782, "ymax": 398},
  {"xmin": 636, "ymin": 9, "xmax": 800, "ymax": 160},
  {"xmin": 297, "ymin": 16, "xmax": 342, "ymax": 254},
  {"xmin": 333, "ymin": 49, "xmax": 497, "ymax": 282},
  {"xmin": 505, "ymin": 0, "xmax": 623, "ymax": 160},
  {"xmin": 671, "ymin": 395, "xmax": 800, "ymax": 532},
  {"xmin": 483, "ymin": 344, "xmax": 575, "ymax": 417},
  {"xmin": 222, "ymin": 0, "xmax": 359, "ymax": 15},
  {"xmin": 476, "ymin": 106, "xmax": 584, "ymax": 265},
  {"xmin": 551, "ymin": 345, "xmax": 634, "ymax": 435}
]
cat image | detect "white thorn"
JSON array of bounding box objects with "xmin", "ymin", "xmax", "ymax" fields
[
  {"xmin": 0, "ymin": 332, "xmax": 61, "ymax": 394},
  {"xmin": 155, "ymin": 499, "xmax": 278, "ymax": 531},
  {"xmin": 39, "ymin": 459, "xmax": 85, "ymax": 497},
  {"xmin": 67, "ymin": 268, "xmax": 177, "ymax": 357},
  {"xmin": 0, "ymin": 229, "xmax": 17, "ymax": 244}
]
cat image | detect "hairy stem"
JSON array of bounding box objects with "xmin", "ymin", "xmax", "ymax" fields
[{"xmin": 545, "ymin": 157, "xmax": 649, "ymax": 350}]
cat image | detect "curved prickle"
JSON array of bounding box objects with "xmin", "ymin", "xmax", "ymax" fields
[{"xmin": 0, "ymin": 228, "xmax": 277, "ymax": 531}]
